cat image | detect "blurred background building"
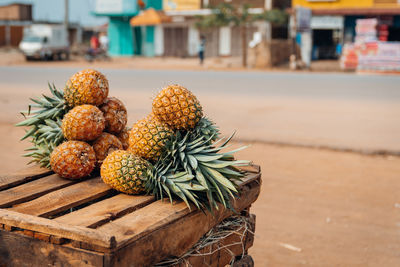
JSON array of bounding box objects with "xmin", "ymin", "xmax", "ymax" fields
[
  {"xmin": 292, "ymin": 0, "xmax": 400, "ymax": 59},
  {"xmin": 0, "ymin": 1, "xmax": 103, "ymax": 49},
  {"xmin": 94, "ymin": 0, "xmax": 291, "ymax": 59},
  {"xmin": 0, "ymin": 3, "xmax": 31, "ymax": 47},
  {"xmin": 291, "ymin": 0, "xmax": 400, "ymax": 73}
]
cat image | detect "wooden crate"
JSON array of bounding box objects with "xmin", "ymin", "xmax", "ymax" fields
[{"xmin": 0, "ymin": 165, "xmax": 261, "ymax": 267}]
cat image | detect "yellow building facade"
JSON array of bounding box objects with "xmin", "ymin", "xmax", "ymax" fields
[{"xmin": 292, "ymin": 0, "xmax": 400, "ymax": 9}]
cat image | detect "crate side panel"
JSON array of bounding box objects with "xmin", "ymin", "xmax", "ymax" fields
[
  {"xmin": 173, "ymin": 214, "xmax": 256, "ymax": 267},
  {"xmin": 103, "ymin": 178, "xmax": 261, "ymax": 266},
  {"xmin": 55, "ymin": 194, "xmax": 155, "ymax": 228},
  {"xmin": 11, "ymin": 177, "xmax": 113, "ymax": 217},
  {"xmin": 0, "ymin": 229, "xmax": 104, "ymax": 267},
  {"xmin": 0, "ymin": 165, "xmax": 52, "ymax": 191}
]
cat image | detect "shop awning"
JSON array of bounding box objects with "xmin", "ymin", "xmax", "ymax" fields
[{"xmin": 130, "ymin": 8, "xmax": 172, "ymax": 26}]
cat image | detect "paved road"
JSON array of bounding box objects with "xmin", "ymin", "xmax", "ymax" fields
[{"xmin": 1, "ymin": 66, "xmax": 399, "ymax": 152}]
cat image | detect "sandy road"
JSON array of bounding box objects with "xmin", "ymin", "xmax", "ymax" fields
[{"xmin": 1, "ymin": 65, "xmax": 400, "ymax": 153}]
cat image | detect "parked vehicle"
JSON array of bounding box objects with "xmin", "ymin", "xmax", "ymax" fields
[{"xmin": 19, "ymin": 24, "xmax": 69, "ymax": 61}]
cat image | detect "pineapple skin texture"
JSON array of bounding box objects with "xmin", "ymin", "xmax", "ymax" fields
[
  {"xmin": 117, "ymin": 127, "xmax": 130, "ymax": 150},
  {"xmin": 64, "ymin": 69, "xmax": 109, "ymax": 107},
  {"xmin": 62, "ymin": 104, "xmax": 105, "ymax": 141},
  {"xmin": 93, "ymin": 132, "xmax": 123, "ymax": 166},
  {"xmin": 50, "ymin": 141, "xmax": 96, "ymax": 179},
  {"xmin": 100, "ymin": 97, "xmax": 127, "ymax": 134},
  {"xmin": 128, "ymin": 115, "xmax": 173, "ymax": 161},
  {"xmin": 152, "ymin": 85, "xmax": 203, "ymax": 130},
  {"xmin": 101, "ymin": 150, "xmax": 147, "ymax": 194}
]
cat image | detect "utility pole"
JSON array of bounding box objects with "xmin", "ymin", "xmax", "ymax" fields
[{"xmin": 64, "ymin": 0, "xmax": 69, "ymax": 45}]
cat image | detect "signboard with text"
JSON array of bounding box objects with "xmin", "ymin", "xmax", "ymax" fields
[
  {"xmin": 296, "ymin": 6, "xmax": 312, "ymax": 32},
  {"xmin": 163, "ymin": 0, "xmax": 201, "ymax": 11},
  {"xmin": 95, "ymin": 0, "xmax": 137, "ymax": 15}
]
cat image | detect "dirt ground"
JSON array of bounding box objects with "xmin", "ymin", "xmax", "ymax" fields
[
  {"xmin": 1, "ymin": 123, "xmax": 399, "ymax": 266},
  {"xmin": 236, "ymin": 144, "xmax": 400, "ymax": 267},
  {"xmin": 0, "ymin": 51, "xmax": 399, "ymax": 266}
]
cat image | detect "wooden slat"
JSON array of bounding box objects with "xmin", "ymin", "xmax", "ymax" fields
[
  {"xmin": 99, "ymin": 200, "xmax": 190, "ymax": 246},
  {"xmin": 100, "ymin": 175, "xmax": 261, "ymax": 266},
  {"xmin": 55, "ymin": 194, "xmax": 155, "ymax": 228},
  {"xmin": 0, "ymin": 174, "xmax": 77, "ymax": 208},
  {"xmin": 0, "ymin": 165, "xmax": 52, "ymax": 191},
  {"xmin": 239, "ymin": 164, "xmax": 261, "ymax": 174},
  {"xmin": 235, "ymin": 171, "xmax": 261, "ymax": 187},
  {"xmin": 0, "ymin": 209, "xmax": 116, "ymax": 248},
  {"xmin": 10, "ymin": 178, "xmax": 113, "ymax": 217}
]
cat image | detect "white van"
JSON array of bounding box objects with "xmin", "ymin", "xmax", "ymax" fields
[{"xmin": 19, "ymin": 24, "xmax": 70, "ymax": 60}]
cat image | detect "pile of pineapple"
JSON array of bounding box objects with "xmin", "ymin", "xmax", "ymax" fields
[{"xmin": 18, "ymin": 69, "xmax": 250, "ymax": 211}]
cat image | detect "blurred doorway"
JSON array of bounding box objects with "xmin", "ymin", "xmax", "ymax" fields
[
  {"xmin": 163, "ymin": 27, "xmax": 188, "ymax": 57},
  {"xmin": 312, "ymin": 29, "xmax": 341, "ymax": 60}
]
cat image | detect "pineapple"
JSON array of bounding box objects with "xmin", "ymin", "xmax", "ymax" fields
[
  {"xmin": 152, "ymin": 84, "xmax": 203, "ymax": 130},
  {"xmin": 50, "ymin": 141, "xmax": 96, "ymax": 179},
  {"xmin": 101, "ymin": 150, "xmax": 205, "ymax": 208},
  {"xmin": 101, "ymin": 150, "xmax": 148, "ymax": 194},
  {"xmin": 100, "ymin": 97, "xmax": 127, "ymax": 134},
  {"xmin": 116, "ymin": 127, "xmax": 130, "ymax": 150},
  {"xmin": 62, "ymin": 105, "xmax": 105, "ymax": 141},
  {"xmin": 93, "ymin": 133, "xmax": 123, "ymax": 166},
  {"xmin": 128, "ymin": 115, "xmax": 173, "ymax": 161},
  {"xmin": 64, "ymin": 69, "xmax": 109, "ymax": 107}
]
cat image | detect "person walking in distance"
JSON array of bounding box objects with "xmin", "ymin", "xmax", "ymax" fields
[{"xmin": 198, "ymin": 35, "xmax": 206, "ymax": 65}]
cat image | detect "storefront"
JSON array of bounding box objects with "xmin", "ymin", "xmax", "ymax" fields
[
  {"xmin": 94, "ymin": 0, "xmax": 162, "ymax": 56},
  {"xmin": 311, "ymin": 16, "xmax": 344, "ymax": 60}
]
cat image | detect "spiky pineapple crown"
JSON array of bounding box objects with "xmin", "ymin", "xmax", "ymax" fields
[
  {"xmin": 16, "ymin": 84, "xmax": 68, "ymax": 168},
  {"xmin": 146, "ymin": 117, "xmax": 250, "ymax": 211}
]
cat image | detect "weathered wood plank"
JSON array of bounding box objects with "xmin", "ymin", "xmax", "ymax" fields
[
  {"xmin": 55, "ymin": 194, "xmax": 155, "ymax": 228},
  {"xmin": 235, "ymin": 171, "xmax": 262, "ymax": 187},
  {"xmin": 0, "ymin": 165, "xmax": 52, "ymax": 191},
  {"xmin": 98, "ymin": 200, "xmax": 190, "ymax": 246},
  {"xmin": 0, "ymin": 229, "xmax": 105, "ymax": 267},
  {"xmin": 101, "ymin": 177, "xmax": 261, "ymax": 266},
  {"xmin": 0, "ymin": 209, "xmax": 116, "ymax": 248},
  {"xmin": 239, "ymin": 164, "xmax": 261, "ymax": 174},
  {"xmin": 0, "ymin": 174, "xmax": 77, "ymax": 208},
  {"xmin": 11, "ymin": 178, "xmax": 113, "ymax": 217}
]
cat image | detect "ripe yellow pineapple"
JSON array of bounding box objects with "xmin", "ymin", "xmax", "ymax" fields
[
  {"xmin": 116, "ymin": 127, "xmax": 130, "ymax": 150},
  {"xmin": 62, "ymin": 104, "xmax": 105, "ymax": 141},
  {"xmin": 64, "ymin": 69, "xmax": 109, "ymax": 107},
  {"xmin": 50, "ymin": 141, "xmax": 96, "ymax": 179},
  {"xmin": 93, "ymin": 133, "xmax": 123, "ymax": 166},
  {"xmin": 152, "ymin": 84, "xmax": 203, "ymax": 130},
  {"xmin": 100, "ymin": 97, "xmax": 127, "ymax": 134},
  {"xmin": 128, "ymin": 114, "xmax": 173, "ymax": 161},
  {"xmin": 101, "ymin": 150, "xmax": 147, "ymax": 194}
]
